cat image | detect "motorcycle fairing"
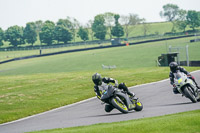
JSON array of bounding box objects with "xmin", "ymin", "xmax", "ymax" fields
[{"xmin": 101, "ymin": 85, "xmax": 115, "ymax": 101}]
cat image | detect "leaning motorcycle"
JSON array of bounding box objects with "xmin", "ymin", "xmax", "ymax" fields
[
  {"xmin": 174, "ymin": 71, "xmax": 200, "ymax": 103},
  {"xmin": 100, "ymin": 84, "xmax": 143, "ymax": 113}
]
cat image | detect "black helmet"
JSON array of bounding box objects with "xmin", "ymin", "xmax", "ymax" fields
[
  {"xmin": 92, "ymin": 73, "xmax": 102, "ymax": 85},
  {"xmin": 169, "ymin": 62, "xmax": 178, "ymax": 73}
]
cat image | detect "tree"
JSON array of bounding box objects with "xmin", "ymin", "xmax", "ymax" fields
[
  {"xmin": 92, "ymin": 14, "xmax": 107, "ymax": 40},
  {"xmin": 160, "ymin": 4, "xmax": 179, "ymax": 32},
  {"xmin": 175, "ymin": 9, "xmax": 188, "ymax": 32},
  {"xmin": 35, "ymin": 20, "xmax": 43, "ymax": 35},
  {"xmin": 120, "ymin": 13, "xmax": 143, "ymax": 39},
  {"xmin": 111, "ymin": 14, "xmax": 124, "ymax": 38},
  {"xmin": 103, "ymin": 12, "xmax": 115, "ymax": 39},
  {"xmin": 4, "ymin": 25, "xmax": 24, "ymax": 47},
  {"xmin": 77, "ymin": 26, "xmax": 89, "ymax": 41},
  {"xmin": 142, "ymin": 20, "xmax": 150, "ymax": 36},
  {"xmin": 57, "ymin": 17, "xmax": 80, "ymax": 42},
  {"xmin": 186, "ymin": 10, "xmax": 200, "ymax": 31},
  {"xmin": 24, "ymin": 22, "xmax": 37, "ymax": 45},
  {"xmin": 54, "ymin": 25, "xmax": 72, "ymax": 44},
  {"xmin": 0, "ymin": 28, "xmax": 4, "ymax": 46},
  {"xmin": 129, "ymin": 14, "xmax": 144, "ymax": 25},
  {"xmin": 34, "ymin": 20, "xmax": 43, "ymax": 44},
  {"xmin": 86, "ymin": 20, "xmax": 94, "ymax": 41},
  {"xmin": 70, "ymin": 17, "xmax": 80, "ymax": 42},
  {"xmin": 39, "ymin": 21, "xmax": 55, "ymax": 45},
  {"xmin": 57, "ymin": 18, "xmax": 73, "ymax": 28},
  {"xmin": 34, "ymin": 20, "xmax": 43, "ymax": 34}
]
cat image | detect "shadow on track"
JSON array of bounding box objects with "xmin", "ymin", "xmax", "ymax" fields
[
  {"xmin": 160, "ymin": 102, "xmax": 193, "ymax": 107},
  {"xmin": 82, "ymin": 111, "xmax": 136, "ymax": 118}
]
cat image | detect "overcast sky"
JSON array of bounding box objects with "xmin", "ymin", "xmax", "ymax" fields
[{"xmin": 0, "ymin": 0, "xmax": 199, "ymax": 30}]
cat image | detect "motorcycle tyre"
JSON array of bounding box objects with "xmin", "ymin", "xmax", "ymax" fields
[
  {"xmin": 183, "ymin": 86, "xmax": 197, "ymax": 103},
  {"xmin": 110, "ymin": 97, "xmax": 129, "ymax": 114},
  {"xmin": 134, "ymin": 101, "xmax": 143, "ymax": 111}
]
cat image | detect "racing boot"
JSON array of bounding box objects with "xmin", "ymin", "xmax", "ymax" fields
[
  {"xmin": 105, "ymin": 104, "xmax": 114, "ymax": 112},
  {"xmin": 173, "ymin": 87, "xmax": 180, "ymax": 94}
]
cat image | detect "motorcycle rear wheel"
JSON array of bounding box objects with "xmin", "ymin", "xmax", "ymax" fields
[
  {"xmin": 110, "ymin": 97, "xmax": 129, "ymax": 113},
  {"xmin": 134, "ymin": 101, "xmax": 143, "ymax": 111},
  {"xmin": 183, "ymin": 86, "xmax": 197, "ymax": 103}
]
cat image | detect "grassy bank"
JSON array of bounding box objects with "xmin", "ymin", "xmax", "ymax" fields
[
  {"xmin": 29, "ymin": 110, "xmax": 200, "ymax": 133},
  {"xmin": 0, "ymin": 36, "xmax": 200, "ymax": 76}
]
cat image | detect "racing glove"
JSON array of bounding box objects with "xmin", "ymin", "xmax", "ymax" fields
[{"xmin": 173, "ymin": 83, "xmax": 177, "ymax": 88}]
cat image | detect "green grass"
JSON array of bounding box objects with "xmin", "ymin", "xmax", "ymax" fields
[
  {"xmin": 124, "ymin": 22, "xmax": 172, "ymax": 37},
  {"xmin": 128, "ymin": 22, "xmax": 194, "ymax": 37},
  {"xmin": 29, "ymin": 110, "xmax": 200, "ymax": 133},
  {"xmin": 0, "ymin": 43, "xmax": 110, "ymax": 61},
  {"xmin": 0, "ymin": 36, "xmax": 200, "ymax": 124},
  {"xmin": 0, "ymin": 36, "xmax": 200, "ymax": 76}
]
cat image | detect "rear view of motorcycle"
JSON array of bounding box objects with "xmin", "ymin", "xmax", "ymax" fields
[
  {"xmin": 174, "ymin": 71, "xmax": 200, "ymax": 103},
  {"xmin": 100, "ymin": 85, "xmax": 143, "ymax": 113}
]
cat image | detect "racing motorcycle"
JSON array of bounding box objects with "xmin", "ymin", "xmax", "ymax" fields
[
  {"xmin": 100, "ymin": 84, "xmax": 143, "ymax": 113},
  {"xmin": 174, "ymin": 71, "xmax": 200, "ymax": 103}
]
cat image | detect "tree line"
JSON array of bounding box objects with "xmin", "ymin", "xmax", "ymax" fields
[
  {"xmin": 160, "ymin": 4, "xmax": 200, "ymax": 33},
  {"xmin": 0, "ymin": 14, "xmax": 124, "ymax": 47},
  {"xmin": 0, "ymin": 3, "xmax": 200, "ymax": 47}
]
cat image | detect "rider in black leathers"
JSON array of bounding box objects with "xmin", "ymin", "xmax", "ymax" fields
[
  {"xmin": 169, "ymin": 62, "xmax": 199, "ymax": 94},
  {"xmin": 92, "ymin": 73, "xmax": 136, "ymax": 112}
]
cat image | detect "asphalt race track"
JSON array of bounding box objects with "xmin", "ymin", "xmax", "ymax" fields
[{"xmin": 0, "ymin": 70, "xmax": 200, "ymax": 133}]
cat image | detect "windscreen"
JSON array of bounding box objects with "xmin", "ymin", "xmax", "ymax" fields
[{"xmin": 175, "ymin": 73, "xmax": 182, "ymax": 79}]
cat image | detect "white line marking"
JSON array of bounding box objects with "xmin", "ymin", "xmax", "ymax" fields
[{"xmin": 1, "ymin": 70, "xmax": 199, "ymax": 126}]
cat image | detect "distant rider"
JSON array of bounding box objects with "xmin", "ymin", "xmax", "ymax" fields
[
  {"xmin": 169, "ymin": 62, "xmax": 199, "ymax": 94},
  {"xmin": 92, "ymin": 73, "xmax": 136, "ymax": 112}
]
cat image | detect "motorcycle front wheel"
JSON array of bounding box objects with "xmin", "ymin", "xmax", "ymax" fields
[
  {"xmin": 183, "ymin": 86, "xmax": 197, "ymax": 103},
  {"xmin": 110, "ymin": 96, "xmax": 129, "ymax": 113}
]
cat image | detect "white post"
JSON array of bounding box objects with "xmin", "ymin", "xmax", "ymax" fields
[
  {"xmin": 169, "ymin": 45, "xmax": 172, "ymax": 53},
  {"xmin": 186, "ymin": 45, "xmax": 189, "ymax": 66},
  {"xmin": 177, "ymin": 47, "xmax": 180, "ymax": 65}
]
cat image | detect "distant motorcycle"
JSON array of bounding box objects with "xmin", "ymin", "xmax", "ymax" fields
[
  {"xmin": 100, "ymin": 84, "xmax": 143, "ymax": 113},
  {"xmin": 174, "ymin": 71, "xmax": 200, "ymax": 103}
]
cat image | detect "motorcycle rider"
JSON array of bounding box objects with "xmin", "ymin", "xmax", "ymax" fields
[
  {"xmin": 92, "ymin": 73, "xmax": 136, "ymax": 112},
  {"xmin": 169, "ymin": 62, "xmax": 200, "ymax": 94}
]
